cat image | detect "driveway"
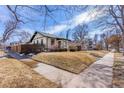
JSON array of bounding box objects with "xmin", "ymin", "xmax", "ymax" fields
[
  {"xmin": 34, "ymin": 52, "xmax": 114, "ymax": 88},
  {"xmin": 7, "ymin": 51, "xmax": 29, "ymax": 59}
]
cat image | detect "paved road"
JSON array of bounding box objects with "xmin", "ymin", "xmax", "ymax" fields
[
  {"xmin": 7, "ymin": 51, "xmax": 29, "ymax": 59},
  {"xmin": 34, "ymin": 52, "xmax": 114, "ymax": 88}
]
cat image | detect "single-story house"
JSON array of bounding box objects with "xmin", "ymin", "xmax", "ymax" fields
[
  {"xmin": 9, "ymin": 31, "xmax": 84, "ymax": 53},
  {"xmin": 28, "ymin": 31, "xmax": 70, "ymax": 51},
  {"xmin": 9, "ymin": 31, "xmax": 71, "ymax": 53}
]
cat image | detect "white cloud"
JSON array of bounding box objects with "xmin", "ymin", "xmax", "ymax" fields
[
  {"xmin": 46, "ymin": 7, "xmax": 105, "ymax": 35},
  {"xmin": 46, "ymin": 24, "xmax": 67, "ymax": 34}
]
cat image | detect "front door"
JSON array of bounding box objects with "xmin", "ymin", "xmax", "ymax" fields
[{"xmin": 58, "ymin": 41, "xmax": 61, "ymax": 48}]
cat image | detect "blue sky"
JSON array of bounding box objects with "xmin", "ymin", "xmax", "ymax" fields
[{"xmin": 0, "ymin": 5, "xmax": 106, "ymax": 42}]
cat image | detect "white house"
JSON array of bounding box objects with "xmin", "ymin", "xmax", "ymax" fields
[{"xmin": 29, "ymin": 31, "xmax": 70, "ymax": 50}]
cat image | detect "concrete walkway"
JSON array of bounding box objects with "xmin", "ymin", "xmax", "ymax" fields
[{"xmin": 34, "ymin": 52, "xmax": 114, "ymax": 88}]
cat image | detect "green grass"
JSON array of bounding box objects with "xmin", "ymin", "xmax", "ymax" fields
[{"xmin": 32, "ymin": 51, "xmax": 97, "ymax": 74}]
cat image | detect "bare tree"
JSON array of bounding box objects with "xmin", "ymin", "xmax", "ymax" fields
[
  {"xmin": 73, "ymin": 24, "xmax": 88, "ymax": 50},
  {"xmin": 94, "ymin": 34, "xmax": 98, "ymax": 45},
  {"xmin": 108, "ymin": 34, "xmax": 121, "ymax": 52},
  {"xmin": 65, "ymin": 29, "xmax": 71, "ymax": 51},
  {"xmin": 6, "ymin": 5, "xmax": 22, "ymax": 23},
  {"xmin": 6, "ymin": 5, "xmax": 87, "ymax": 30},
  {"xmin": 95, "ymin": 5, "xmax": 124, "ymax": 54},
  {"xmin": 101, "ymin": 31, "xmax": 111, "ymax": 51},
  {"xmin": 3, "ymin": 5, "xmax": 87, "ymax": 44},
  {"xmin": 2, "ymin": 19, "xmax": 18, "ymax": 43},
  {"xmin": 11, "ymin": 30, "xmax": 32, "ymax": 43},
  {"xmin": 108, "ymin": 5, "xmax": 124, "ymax": 55}
]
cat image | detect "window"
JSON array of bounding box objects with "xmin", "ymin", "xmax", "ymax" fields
[
  {"xmin": 41, "ymin": 39, "xmax": 43, "ymax": 45},
  {"xmin": 37, "ymin": 40, "xmax": 38, "ymax": 45},
  {"xmin": 51, "ymin": 39, "xmax": 55, "ymax": 45},
  {"xmin": 34, "ymin": 41, "xmax": 35, "ymax": 44},
  {"xmin": 58, "ymin": 41, "xmax": 61, "ymax": 48}
]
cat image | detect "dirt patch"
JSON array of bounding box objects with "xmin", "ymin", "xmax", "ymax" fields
[{"xmin": 20, "ymin": 59, "xmax": 38, "ymax": 68}]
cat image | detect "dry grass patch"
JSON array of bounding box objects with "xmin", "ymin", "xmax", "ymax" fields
[
  {"xmin": 32, "ymin": 52, "xmax": 96, "ymax": 74},
  {"xmin": 114, "ymin": 53, "xmax": 123, "ymax": 61},
  {"xmin": 0, "ymin": 50, "xmax": 6, "ymax": 56},
  {"xmin": 86, "ymin": 50, "xmax": 109, "ymax": 58},
  {"xmin": 20, "ymin": 59, "xmax": 38, "ymax": 68},
  {"xmin": 113, "ymin": 61, "xmax": 124, "ymax": 88},
  {"xmin": 0, "ymin": 58, "xmax": 58, "ymax": 88},
  {"xmin": 113, "ymin": 53, "xmax": 124, "ymax": 88}
]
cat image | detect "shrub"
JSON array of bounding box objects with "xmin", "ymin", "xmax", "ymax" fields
[
  {"xmin": 69, "ymin": 45, "xmax": 78, "ymax": 51},
  {"xmin": 50, "ymin": 48, "xmax": 67, "ymax": 52}
]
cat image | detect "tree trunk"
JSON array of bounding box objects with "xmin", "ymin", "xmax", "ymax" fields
[
  {"xmin": 116, "ymin": 43, "xmax": 120, "ymax": 52},
  {"xmin": 122, "ymin": 6, "xmax": 124, "ymax": 55},
  {"xmin": 122, "ymin": 32, "xmax": 124, "ymax": 55},
  {"xmin": 106, "ymin": 45, "xmax": 108, "ymax": 51},
  {"xmin": 105, "ymin": 42, "xmax": 109, "ymax": 51}
]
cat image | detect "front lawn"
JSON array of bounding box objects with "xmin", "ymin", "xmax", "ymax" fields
[
  {"xmin": 32, "ymin": 51, "xmax": 97, "ymax": 74},
  {"xmin": 0, "ymin": 58, "xmax": 58, "ymax": 88},
  {"xmin": 86, "ymin": 50, "xmax": 109, "ymax": 58}
]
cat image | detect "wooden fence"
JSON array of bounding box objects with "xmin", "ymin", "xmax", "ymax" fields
[{"xmin": 10, "ymin": 44, "xmax": 43, "ymax": 54}]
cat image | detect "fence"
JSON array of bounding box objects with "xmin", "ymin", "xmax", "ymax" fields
[{"xmin": 10, "ymin": 44, "xmax": 43, "ymax": 54}]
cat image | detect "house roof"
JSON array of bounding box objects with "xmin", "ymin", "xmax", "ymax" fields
[{"xmin": 29, "ymin": 31, "xmax": 70, "ymax": 42}]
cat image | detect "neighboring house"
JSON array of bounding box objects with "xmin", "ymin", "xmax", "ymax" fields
[
  {"xmin": 69, "ymin": 41, "xmax": 82, "ymax": 51},
  {"xmin": 29, "ymin": 31, "xmax": 70, "ymax": 51},
  {"xmin": 0, "ymin": 44, "xmax": 3, "ymax": 50},
  {"xmin": 85, "ymin": 38, "xmax": 93, "ymax": 50},
  {"xmin": 0, "ymin": 42, "xmax": 4, "ymax": 50}
]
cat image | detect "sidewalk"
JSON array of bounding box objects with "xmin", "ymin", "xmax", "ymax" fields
[
  {"xmin": 65, "ymin": 52, "xmax": 114, "ymax": 88},
  {"xmin": 34, "ymin": 52, "xmax": 114, "ymax": 88}
]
